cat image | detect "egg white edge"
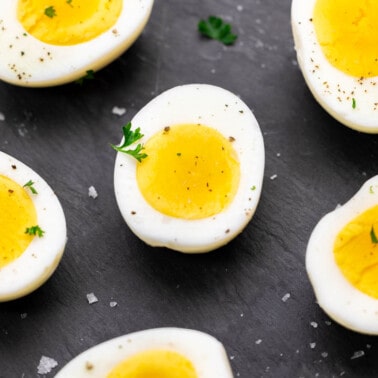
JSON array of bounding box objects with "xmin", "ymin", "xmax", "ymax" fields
[
  {"xmin": 0, "ymin": 151, "xmax": 67, "ymax": 301},
  {"xmin": 291, "ymin": 0, "xmax": 378, "ymax": 133},
  {"xmin": 113, "ymin": 83, "xmax": 265, "ymax": 253},
  {"xmin": 55, "ymin": 327, "xmax": 234, "ymax": 378},
  {"xmin": 0, "ymin": 0, "xmax": 154, "ymax": 87},
  {"xmin": 306, "ymin": 175, "xmax": 378, "ymax": 334}
]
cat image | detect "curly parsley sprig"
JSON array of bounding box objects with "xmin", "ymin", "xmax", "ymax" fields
[
  {"xmin": 25, "ymin": 225, "xmax": 45, "ymax": 238},
  {"xmin": 44, "ymin": 6, "xmax": 57, "ymax": 18},
  {"xmin": 198, "ymin": 16, "xmax": 237, "ymax": 45},
  {"xmin": 111, "ymin": 122, "xmax": 148, "ymax": 162}
]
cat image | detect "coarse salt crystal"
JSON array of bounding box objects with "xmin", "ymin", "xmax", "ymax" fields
[
  {"xmin": 0, "ymin": 112, "xmax": 5, "ymax": 121},
  {"xmin": 86, "ymin": 293, "xmax": 98, "ymax": 304},
  {"xmin": 110, "ymin": 301, "xmax": 118, "ymax": 308},
  {"xmin": 350, "ymin": 350, "xmax": 365, "ymax": 360},
  {"xmin": 37, "ymin": 356, "xmax": 58, "ymax": 374},
  {"xmin": 310, "ymin": 342, "xmax": 316, "ymax": 349},
  {"xmin": 321, "ymin": 352, "xmax": 328, "ymax": 358},
  {"xmin": 20, "ymin": 313, "xmax": 27, "ymax": 319},
  {"xmin": 310, "ymin": 321, "xmax": 318, "ymax": 328},
  {"xmin": 281, "ymin": 293, "xmax": 290, "ymax": 302},
  {"xmin": 88, "ymin": 186, "xmax": 98, "ymax": 199},
  {"xmin": 255, "ymin": 339, "xmax": 262, "ymax": 345},
  {"xmin": 112, "ymin": 106, "xmax": 127, "ymax": 116},
  {"xmin": 270, "ymin": 174, "xmax": 278, "ymax": 180},
  {"xmin": 237, "ymin": 5, "xmax": 243, "ymax": 11}
]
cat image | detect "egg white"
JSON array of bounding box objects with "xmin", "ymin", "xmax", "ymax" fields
[
  {"xmin": 0, "ymin": 151, "xmax": 67, "ymax": 302},
  {"xmin": 291, "ymin": 0, "xmax": 378, "ymax": 133},
  {"xmin": 113, "ymin": 84, "xmax": 265, "ymax": 253},
  {"xmin": 306, "ymin": 176, "xmax": 378, "ymax": 334},
  {"xmin": 0, "ymin": 0, "xmax": 154, "ymax": 87},
  {"xmin": 55, "ymin": 327, "xmax": 234, "ymax": 378}
]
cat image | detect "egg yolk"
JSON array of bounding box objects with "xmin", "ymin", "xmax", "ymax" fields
[
  {"xmin": 17, "ymin": 0, "xmax": 122, "ymax": 46},
  {"xmin": 334, "ymin": 205, "xmax": 378, "ymax": 299},
  {"xmin": 136, "ymin": 124, "xmax": 240, "ymax": 220},
  {"xmin": 0, "ymin": 175, "xmax": 37, "ymax": 268},
  {"xmin": 107, "ymin": 350, "xmax": 198, "ymax": 378},
  {"xmin": 313, "ymin": 0, "xmax": 378, "ymax": 78}
]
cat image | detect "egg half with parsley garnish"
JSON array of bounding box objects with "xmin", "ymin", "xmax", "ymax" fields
[
  {"xmin": 113, "ymin": 84, "xmax": 265, "ymax": 253},
  {"xmin": 307, "ymin": 176, "xmax": 378, "ymax": 334},
  {"xmin": 0, "ymin": 0, "xmax": 154, "ymax": 87},
  {"xmin": 55, "ymin": 328, "xmax": 234, "ymax": 378},
  {"xmin": 0, "ymin": 151, "xmax": 66, "ymax": 301},
  {"xmin": 292, "ymin": 0, "xmax": 378, "ymax": 132}
]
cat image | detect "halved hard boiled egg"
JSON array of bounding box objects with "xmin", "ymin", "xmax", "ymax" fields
[
  {"xmin": 55, "ymin": 327, "xmax": 234, "ymax": 378},
  {"xmin": 307, "ymin": 176, "xmax": 378, "ymax": 334},
  {"xmin": 0, "ymin": 151, "xmax": 66, "ymax": 301},
  {"xmin": 113, "ymin": 84, "xmax": 265, "ymax": 253},
  {"xmin": 0, "ymin": 0, "xmax": 154, "ymax": 87},
  {"xmin": 292, "ymin": 0, "xmax": 378, "ymax": 132}
]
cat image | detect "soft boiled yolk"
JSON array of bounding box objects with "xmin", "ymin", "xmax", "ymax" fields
[
  {"xmin": 334, "ymin": 205, "xmax": 378, "ymax": 299},
  {"xmin": 0, "ymin": 175, "xmax": 37, "ymax": 268},
  {"xmin": 107, "ymin": 350, "xmax": 198, "ymax": 378},
  {"xmin": 313, "ymin": 0, "xmax": 378, "ymax": 78},
  {"xmin": 136, "ymin": 124, "xmax": 240, "ymax": 220},
  {"xmin": 17, "ymin": 0, "xmax": 122, "ymax": 45}
]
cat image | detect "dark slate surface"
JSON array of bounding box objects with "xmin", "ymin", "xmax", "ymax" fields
[{"xmin": 1, "ymin": 0, "xmax": 378, "ymax": 377}]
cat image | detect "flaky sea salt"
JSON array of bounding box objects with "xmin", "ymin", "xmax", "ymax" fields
[
  {"xmin": 37, "ymin": 356, "xmax": 58, "ymax": 374},
  {"xmin": 86, "ymin": 293, "xmax": 98, "ymax": 304},
  {"xmin": 112, "ymin": 106, "xmax": 127, "ymax": 116},
  {"xmin": 110, "ymin": 301, "xmax": 118, "ymax": 308},
  {"xmin": 88, "ymin": 186, "xmax": 98, "ymax": 199},
  {"xmin": 281, "ymin": 293, "xmax": 290, "ymax": 302},
  {"xmin": 350, "ymin": 350, "xmax": 365, "ymax": 360}
]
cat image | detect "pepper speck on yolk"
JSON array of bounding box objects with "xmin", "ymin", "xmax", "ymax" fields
[
  {"xmin": 334, "ymin": 205, "xmax": 378, "ymax": 299},
  {"xmin": 313, "ymin": 0, "xmax": 378, "ymax": 78},
  {"xmin": 0, "ymin": 175, "xmax": 37, "ymax": 268},
  {"xmin": 107, "ymin": 350, "xmax": 198, "ymax": 378},
  {"xmin": 17, "ymin": 0, "xmax": 122, "ymax": 45},
  {"xmin": 136, "ymin": 124, "xmax": 240, "ymax": 220}
]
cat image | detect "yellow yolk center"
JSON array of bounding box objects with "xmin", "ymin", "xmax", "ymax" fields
[
  {"xmin": 107, "ymin": 350, "xmax": 198, "ymax": 378},
  {"xmin": 334, "ymin": 205, "xmax": 378, "ymax": 299},
  {"xmin": 0, "ymin": 175, "xmax": 37, "ymax": 268},
  {"xmin": 136, "ymin": 124, "xmax": 240, "ymax": 220},
  {"xmin": 313, "ymin": 0, "xmax": 378, "ymax": 78},
  {"xmin": 17, "ymin": 0, "xmax": 122, "ymax": 45}
]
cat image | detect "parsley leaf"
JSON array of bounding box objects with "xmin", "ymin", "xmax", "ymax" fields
[
  {"xmin": 198, "ymin": 16, "xmax": 237, "ymax": 45},
  {"xmin": 371, "ymin": 226, "xmax": 378, "ymax": 244},
  {"xmin": 44, "ymin": 6, "xmax": 57, "ymax": 18},
  {"xmin": 75, "ymin": 70, "xmax": 95, "ymax": 85},
  {"xmin": 23, "ymin": 180, "xmax": 38, "ymax": 194},
  {"xmin": 25, "ymin": 225, "xmax": 45, "ymax": 238},
  {"xmin": 352, "ymin": 98, "xmax": 356, "ymax": 109},
  {"xmin": 111, "ymin": 122, "xmax": 148, "ymax": 162}
]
